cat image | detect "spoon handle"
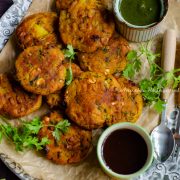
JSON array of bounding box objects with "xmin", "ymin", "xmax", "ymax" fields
[
  {"xmin": 162, "ymin": 29, "xmax": 176, "ymax": 100},
  {"xmin": 161, "ymin": 101, "xmax": 167, "ymax": 125}
]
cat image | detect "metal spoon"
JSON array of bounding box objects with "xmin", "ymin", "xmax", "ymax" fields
[{"xmin": 151, "ymin": 29, "xmax": 176, "ymax": 162}]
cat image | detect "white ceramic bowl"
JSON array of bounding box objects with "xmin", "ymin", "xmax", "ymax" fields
[
  {"xmin": 113, "ymin": 0, "xmax": 168, "ymax": 42},
  {"xmin": 97, "ymin": 122, "xmax": 154, "ymax": 179}
]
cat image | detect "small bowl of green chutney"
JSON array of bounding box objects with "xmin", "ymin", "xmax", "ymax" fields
[{"xmin": 113, "ymin": 0, "xmax": 168, "ymax": 42}]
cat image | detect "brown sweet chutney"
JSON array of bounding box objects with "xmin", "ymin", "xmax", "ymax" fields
[{"xmin": 102, "ymin": 129, "xmax": 148, "ymax": 174}]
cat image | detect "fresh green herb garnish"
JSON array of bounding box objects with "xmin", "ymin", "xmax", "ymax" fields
[
  {"xmin": 65, "ymin": 63, "xmax": 73, "ymax": 86},
  {"xmin": 123, "ymin": 50, "xmax": 142, "ymax": 79},
  {"xmin": 153, "ymin": 99, "xmax": 166, "ymax": 113},
  {"xmin": 52, "ymin": 120, "xmax": 70, "ymax": 141},
  {"xmin": 139, "ymin": 76, "xmax": 167, "ymax": 113},
  {"xmin": 0, "ymin": 116, "xmax": 70, "ymax": 151},
  {"xmin": 123, "ymin": 43, "xmax": 180, "ymax": 112},
  {"xmin": 63, "ymin": 44, "xmax": 76, "ymax": 60},
  {"xmin": 63, "ymin": 44, "xmax": 76, "ymax": 86}
]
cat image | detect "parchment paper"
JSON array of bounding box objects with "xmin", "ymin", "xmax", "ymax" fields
[{"xmin": 0, "ymin": 0, "xmax": 180, "ymax": 179}]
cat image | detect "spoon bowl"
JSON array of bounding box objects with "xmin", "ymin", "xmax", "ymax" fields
[{"xmin": 151, "ymin": 124, "xmax": 175, "ymax": 162}]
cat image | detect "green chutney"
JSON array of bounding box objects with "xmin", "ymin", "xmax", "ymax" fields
[{"xmin": 120, "ymin": 0, "xmax": 161, "ymax": 26}]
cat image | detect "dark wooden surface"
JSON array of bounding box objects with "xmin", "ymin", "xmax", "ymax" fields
[
  {"xmin": 0, "ymin": 1, "xmax": 20, "ymax": 179},
  {"xmin": 0, "ymin": 0, "xmax": 13, "ymax": 18},
  {"xmin": 0, "ymin": 160, "xmax": 20, "ymax": 180}
]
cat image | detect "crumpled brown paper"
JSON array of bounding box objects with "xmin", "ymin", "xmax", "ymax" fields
[{"xmin": 0, "ymin": 0, "xmax": 180, "ymax": 179}]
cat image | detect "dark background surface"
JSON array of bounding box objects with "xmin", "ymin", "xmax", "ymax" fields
[
  {"xmin": 0, "ymin": 160, "xmax": 20, "ymax": 180},
  {"xmin": 0, "ymin": 0, "xmax": 13, "ymax": 17},
  {"xmin": 0, "ymin": 0, "xmax": 20, "ymax": 179}
]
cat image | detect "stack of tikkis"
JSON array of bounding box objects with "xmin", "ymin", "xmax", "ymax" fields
[{"xmin": 0, "ymin": 0, "xmax": 143, "ymax": 165}]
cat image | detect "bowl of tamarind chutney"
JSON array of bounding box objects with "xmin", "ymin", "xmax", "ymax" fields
[{"xmin": 97, "ymin": 123, "xmax": 154, "ymax": 179}]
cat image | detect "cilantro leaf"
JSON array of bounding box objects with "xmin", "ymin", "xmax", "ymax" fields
[
  {"xmin": 52, "ymin": 128, "xmax": 61, "ymax": 142},
  {"xmin": 165, "ymin": 71, "xmax": 175, "ymax": 85},
  {"xmin": 139, "ymin": 77, "xmax": 167, "ymax": 104},
  {"xmin": 134, "ymin": 59, "xmax": 141, "ymax": 72},
  {"xmin": 127, "ymin": 50, "xmax": 137, "ymax": 61},
  {"xmin": 52, "ymin": 119, "xmax": 70, "ymax": 142},
  {"xmin": 63, "ymin": 45, "xmax": 76, "ymax": 86},
  {"xmin": 149, "ymin": 63, "xmax": 157, "ymax": 77},
  {"xmin": 173, "ymin": 75, "xmax": 180, "ymax": 89},
  {"xmin": 123, "ymin": 64, "xmax": 135, "ymax": 79},
  {"xmin": 147, "ymin": 52, "xmax": 160, "ymax": 63},
  {"xmin": 56, "ymin": 120, "xmax": 70, "ymax": 132},
  {"xmin": 23, "ymin": 137, "xmax": 39, "ymax": 149},
  {"xmin": 123, "ymin": 49, "xmax": 142, "ymax": 79},
  {"xmin": 123, "ymin": 59, "xmax": 141, "ymax": 79},
  {"xmin": 23, "ymin": 136, "xmax": 49, "ymax": 151},
  {"xmin": 65, "ymin": 64, "xmax": 73, "ymax": 86},
  {"xmin": 39, "ymin": 137, "xmax": 50, "ymax": 148},
  {"xmin": 154, "ymin": 99, "xmax": 166, "ymax": 113},
  {"xmin": 63, "ymin": 44, "xmax": 76, "ymax": 60},
  {"xmin": 23, "ymin": 117, "xmax": 42, "ymax": 134}
]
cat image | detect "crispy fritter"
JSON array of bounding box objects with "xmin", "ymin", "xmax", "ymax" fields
[
  {"xmin": 0, "ymin": 74, "xmax": 42, "ymax": 118},
  {"xmin": 0, "ymin": 74, "xmax": 12, "ymax": 109},
  {"xmin": 105, "ymin": 76, "xmax": 143, "ymax": 126},
  {"xmin": 59, "ymin": 0, "xmax": 115, "ymax": 52},
  {"xmin": 56, "ymin": 0, "xmax": 74, "ymax": 10},
  {"xmin": 38, "ymin": 111, "xmax": 92, "ymax": 164},
  {"xmin": 15, "ymin": 46, "xmax": 66, "ymax": 95},
  {"xmin": 63, "ymin": 62, "xmax": 83, "ymax": 78},
  {"xmin": 56, "ymin": 0, "xmax": 105, "ymax": 10},
  {"xmin": 65, "ymin": 72, "xmax": 143, "ymax": 129},
  {"xmin": 46, "ymin": 91, "xmax": 64, "ymax": 108},
  {"xmin": 16, "ymin": 12, "xmax": 60, "ymax": 49},
  {"xmin": 65, "ymin": 72, "xmax": 122, "ymax": 129},
  {"xmin": 46, "ymin": 62, "xmax": 82, "ymax": 108},
  {"xmin": 78, "ymin": 34, "xmax": 129, "ymax": 74}
]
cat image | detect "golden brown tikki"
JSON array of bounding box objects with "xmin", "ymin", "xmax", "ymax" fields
[
  {"xmin": 46, "ymin": 62, "xmax": 82, "ymax": 108},
  {"xmin": 78, "ymin": 34, "xmax": 129, "ymax": 74},
  {"xmin": 65, "ymin": 72, "xmax": 122, "ymax": 129},
  {"xmin": 0, "ymin": 74, "xmax": 42, "ymax": 118},
  {"xmin": 46, "ymin": 93, "xmax": 63, "ymax": 108},
  {"xmin": 59, "ymin": 0, "xmax": 115, "ymax": 52},
  {"xmin": 15, "ymin": 46, "xmax": 66, "ymax": 95},
  {"xmin": 16, "ymin": 12, "xmax": 60, "ymax": 49},
  {"xmin": 56, "ymin": 0, "xmax": 104, "ymax": 10},
  {"xmin": 65, "ymin": 72, "xmax": 143, "ymax": 129},
  {"xmin": 0, "ymin": 74, "xmax": 12, "ymax": 109},
  {"xmin": 38, "ymin": 111, "xmax": 92, "ymax": 164},
  {"xmin": 63, "ymin": 62, "xmax": 83, "ymax": 78},
  {"xmin": 105, "ymin": 76, "xmax": 143, "ymax": 126},
  {"xmin": 56, "ymin": 0, "xmax": 74, "ymax": 10}
]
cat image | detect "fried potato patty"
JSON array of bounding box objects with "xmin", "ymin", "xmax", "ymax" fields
[
  {"xmin": 46, "ymin": 93, "xmax": 63, "ymax": 108},
  {"xmin": 46, "ymin": 62, "xmax": 82, "ymax": 108},
  {"xmin": 59, "ymin": 0, "xmax": 115, "ymax": 52},
  {"xmin": 65, "ymin": 72, "xmax": 143, "ymax": 129},
  {"xmin": 16, "ymin": 12, "xmax": 59, "ymax": 49},
  {"xmin": 0, "ymin": 74, "xmax": 42, "ymax": 118},
  {"xmin": 65, "ymin": 72, "xmax": 122, "ymax": 129},
  {"xmin": 56, "ymin": 0, "xmax": 105, "ymax": 10},
  {"xmin": 38, "ymin": 111, "xmax": 92, "ymax": 164},
  {"xmin": 63, "ymin": 62, "xmax": 83, "ymax": 78},
  {"xmin": 56, "ymin": 0, "xmax": 74, "ymax": 10},
  {"xmin": 16, "ymin": 46, "xmax": 66, "ymax": 95},
  {"xmin": 78, "ymin": 34, "xmax": 129, "ymax": 74},
  {"xmin": 105, "ymin": 76, "xmax": 143, "ymax": 126}
]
